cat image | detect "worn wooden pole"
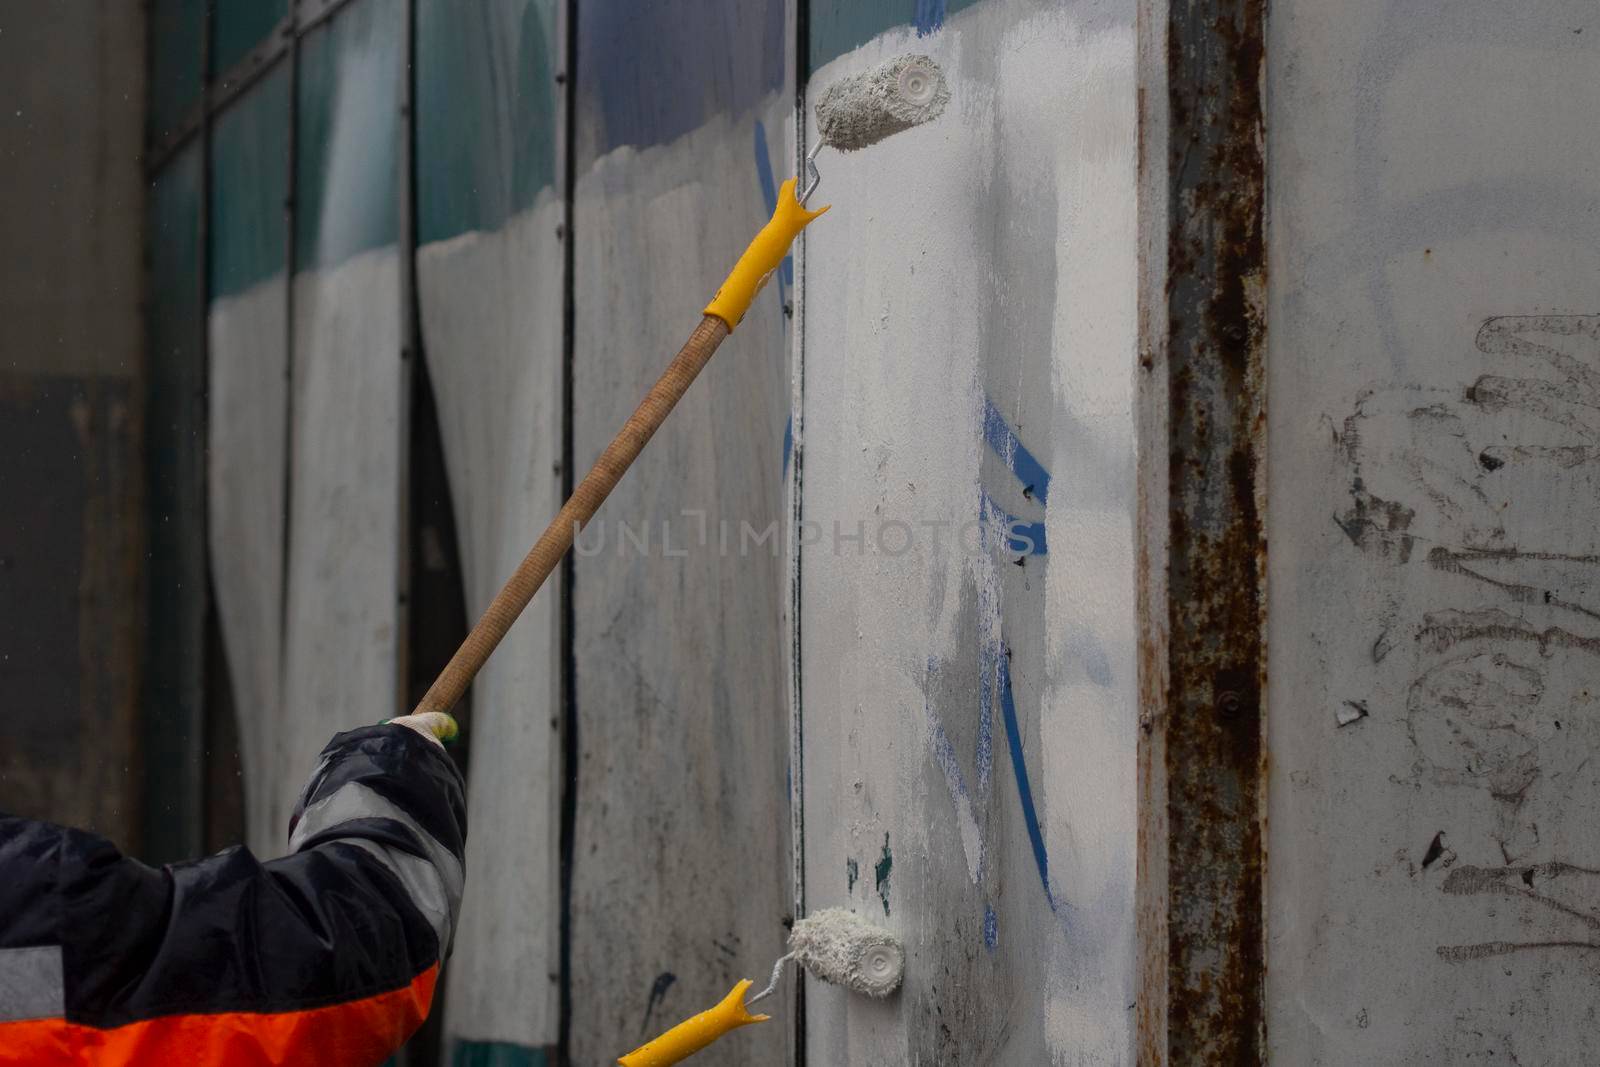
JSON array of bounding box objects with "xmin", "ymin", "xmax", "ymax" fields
[
  {"xmin": 413, "ymin": 314, "xmax": 729, "ymax": 715},
  {"xmin": 413, "ymin": 175, "xmax": 825, "ymax": 717}
]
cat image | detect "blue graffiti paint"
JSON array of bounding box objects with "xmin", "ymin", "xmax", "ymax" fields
[
  {"xmin": 983, "ymin": 397, "xmax": 1052, "ymax": 506},
  {"xmin": 913, "ymin": 0, "xmax": 947, "ymax": 36},
  {"xmin": 983, "ymin": 904, "xmax": 999, "ymax": 950},
  {"xmin": 781, "ymin": 414, "xmax": 793, "ymax": 481},
  {"xmin": 1077, "ymin": 629, "xmax": 1113, "ymax": 687},
  {"xmin": 974, "ymin": 630, "xmax": 996, "ymax": 800},
  {"xmin": 579, "ymin": 0, "xmax": 785, "ymax": 163},
  {"xmin": 998, "ymin": 649, "xmax": 1053, "ymax": 910},
  {"xmin": 979, "ymin": 488, "xmax": 1049, "ymax": 556}
]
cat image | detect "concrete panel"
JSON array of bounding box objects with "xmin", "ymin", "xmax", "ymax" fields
[
  {"xmin": 798, "ymin": 0, "xmax": 1139, "ymax": 1062},
  {"xmin": 420, "ymin": 202, "xmax": 565, "ymax": 1057},
  {"xmin": 275, "ymin": 0, "xmax": 407, "ymax": 855},
  {"xmin": 569, "ymin": 2, "xmax": 796, "ymax": 1061},
  {"xmin": 280, "ymin": 248, "xmax": 404, "ymax": 842},
  {"xmin": 208, "ymin": 280, "xmax": 287, "ymax": 856},
  {"xmin": 413, "ymin": 3, "xmax": 565, "ymax": 1057},
  {"xmin": 1266, "ymin": 1, "xmax": 1600, "ymax": 1061},
  {"xmin": 208, "ymin": 63, "xmax": 291, "ymax": 857}
]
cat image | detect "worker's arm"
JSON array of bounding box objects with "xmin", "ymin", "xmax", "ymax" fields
[{"xmin": 0, "ymin": 718, "xmax": 465, "ymax": 1067}]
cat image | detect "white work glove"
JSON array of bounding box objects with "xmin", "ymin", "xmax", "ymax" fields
[{"xmin": 383, "ymin": 711, "xmax": 460, "ymax": 748}]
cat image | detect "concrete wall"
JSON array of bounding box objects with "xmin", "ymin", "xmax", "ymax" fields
[
  {"xmin": 1266, "ymin": 1, "xmax": 1600, "ymax": 1061},
  {"xmin": 569, "ymin": 4, "xmax": 796, "ymax": 1062},
  {"xmin": 127, "ymin": 0, "xmax": 1600, "ymax": 1061},
  {"xmin": 0, "ymin": 1, "xmax": 146, "ymax": 849}
]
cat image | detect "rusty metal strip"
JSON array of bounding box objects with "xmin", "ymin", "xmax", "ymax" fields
[{"xmin": 1148, "ymin": 0, "xmax": 1268, "ymax": 1061}]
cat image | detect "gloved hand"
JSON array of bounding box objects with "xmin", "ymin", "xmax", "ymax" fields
[{"xmin": 384, "ymin": 711, "xmax": 460, "ymax": 748}]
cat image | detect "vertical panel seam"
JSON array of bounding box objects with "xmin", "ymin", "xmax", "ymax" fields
[
  {"xmin": 396, "ymin": 0, "xmax": 419, "ymax": 717},
  {"xmin": 789, "ymin": 1, "xmax": 810, "ymax": 1062},
  {"xmin": 556, "ymin": 0, "xmax": 579, "ymax": 1062}
]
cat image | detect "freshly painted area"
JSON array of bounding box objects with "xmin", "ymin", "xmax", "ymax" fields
[
  {"xmin": 280, "ymin": 246, "xmax": 404, "ymax": 831},
  {"xmin": 799, "ymin": 1, "xmax": 1139, "ymax": 1061},
  {"xmin": 208, "ymin": 277, "xmax": 288, "ymax": 856},
  {"xmin": 207, "ymin": 68, "xmax": 292, "ymax": 856},
  {"xmin": 1267, "ymin": 0, "xmax": 1600, "ymax": 1060}
]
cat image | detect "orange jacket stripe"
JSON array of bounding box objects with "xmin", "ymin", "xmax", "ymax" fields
[{"xmin": 0, "ymin": 964, "xmax": 437, "ymax": 1066}]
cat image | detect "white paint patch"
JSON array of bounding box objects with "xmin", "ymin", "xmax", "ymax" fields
[
  {"xmin": 420, "ymin": 197, "xmax": 565, "ymax": 1051},
  {"xmin": 1034, "ymin": 16, "xmax": 1139, "ymax": 1064},
  {"xmin": 800, "ymin": 1, "xmax": 1138, "ymax": 1062},
  {"xmin": 208, "ymin": 276, "xmax": 288, "ymax": 857},
  {"xmin": 280, "ymin": 246, "xmax": 403, "ymax": 850}
]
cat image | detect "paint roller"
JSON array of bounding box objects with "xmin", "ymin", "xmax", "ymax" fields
[
  {"xmin": 617, "ymin": 909, "xmax": 905, "ymax": 1067},
  {"xmin": 411, "ymin": 49, "xmax": 951, "ymax": 726},
  {"xmin": 400, "ymin": 51, "xmax": 947, "ymax": 1065}
]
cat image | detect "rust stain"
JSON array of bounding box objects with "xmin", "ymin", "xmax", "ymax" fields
[{"xmin": 1145, "ymin": 0, "xmax": 1268, "ymax": 1062}]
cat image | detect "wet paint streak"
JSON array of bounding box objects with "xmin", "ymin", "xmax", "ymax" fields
[
  {"xmin": 875, "ymin": 833, "xmax": 893, "ymax": 916},
  {"xmin": 639, "ymin": 971, "xmax": 677, "ymax": 1036},
  {"xmin": 930, "ymin": 703, "xmax": 975, "ymax": 803},
  {"xmin": 913, "ymin": 0, "xmax": 947, "ymax": 36},
  {"xmin": 999, "ymin": 649, "xmax": 1053, "ymax": 910},
  {"xmin": 983, "ymin": 397, "xmax": 1052, "ymax": 506},
  {"xmin": 847, "ymin": 857, "xmax": 859, "ymax": 893},
  {"xmin": 927, "ymin": 669, "xmax": 986, "ymax": 883}
]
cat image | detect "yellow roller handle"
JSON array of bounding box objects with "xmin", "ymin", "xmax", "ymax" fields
[
  {"xmin": 617, "ymin": 979, "xmax": 770, "ymax": 1067},
  {"xmin": 703, "ymin": 177, "xmax": 829, "ymax": 330}
]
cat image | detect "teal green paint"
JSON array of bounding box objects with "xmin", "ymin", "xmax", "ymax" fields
[
  {"xmin": 210, "ymin": 65, "xmax": 290, "ymax": 299},
  {"xmin": 417, "ymin": 0, "xmax": 558, "ymax": 245},
  {"xmin": 809, "ymin": 0, "xmax": 985, "ymax": 70},
  {"xmin": 294, "ymin": 0, "xmax": 401, "ymax": 272},
  {"xmin": 874, "ymin": 833, "xmax": 893, "ymax": 916},
  {"xmin": 148, "ymin": 0, "xmax": 205, "ymax": 142},
  {"xmin": 847, "ymin": 857, "xmax": 859, "ymax": 893},
  {"xmin": 214, "ymin": 0, "xmax": 289, "ymax": 75},
  {"xmin": 451, "ymin": 1039, "xmax": 553, "ymax": 1066}
]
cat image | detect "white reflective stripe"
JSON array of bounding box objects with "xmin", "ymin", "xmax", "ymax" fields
[
  {"xmin": 289, "ymin": 781, "xmax": 464, "ymax": 953},
  {"xmin": 0, "ymin": 945, "xmax": 64, "ymax": 1022},
  {"xmin": 341, "ymin": 838, "xmax": 456, "ymax": 955}
]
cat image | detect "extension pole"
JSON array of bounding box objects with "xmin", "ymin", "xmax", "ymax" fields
[{"xmin": 413, "ymin": 179, "xmax": 827, "ymax": 717}]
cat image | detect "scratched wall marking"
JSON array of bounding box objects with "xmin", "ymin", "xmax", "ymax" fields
[{"xmin": 1335, "ymin": 315, "xmax": 1600, "ymax": 962}]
